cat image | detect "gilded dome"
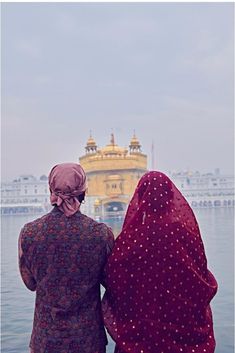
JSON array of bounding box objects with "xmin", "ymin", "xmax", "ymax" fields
[
  {"xmin": 100, "ymin": 134, "xmax": 127, "ymax": 155},
  {"xmin": 85, "ymin": 133, "xmax": 97, "ymax": 154},
  {"xmin": 101, "ymin": 144, "xmax": 127, "ymax": 155},
  {"xmin": 86, "ymin": 136, "xmax": 97, "ymax": 146},
  {"xmin": 94, "ymin": 198, "xmax": 101, "ymax": 206},
  {"xmin": 130, "ymin": 133, "xmax": 140, "ymax": 146}
]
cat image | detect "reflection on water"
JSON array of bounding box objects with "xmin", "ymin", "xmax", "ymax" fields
[{"xmin": 1, "ymin": 209, "xmax": 234, "ymax": 353}]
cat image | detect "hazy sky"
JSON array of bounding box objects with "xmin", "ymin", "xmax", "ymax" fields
[{"xmin": 2, "ymin": 3, "xmax": 234, "ymax": 181}]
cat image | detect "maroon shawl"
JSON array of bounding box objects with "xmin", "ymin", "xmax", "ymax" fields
[{"xmin": 102, "ymin": 171, "xmax": 218, "ymax": 353}]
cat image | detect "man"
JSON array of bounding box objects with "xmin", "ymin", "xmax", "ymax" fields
[{"xmin": 19, "ymin": 163, "xmax": 115, "ymax": 353}]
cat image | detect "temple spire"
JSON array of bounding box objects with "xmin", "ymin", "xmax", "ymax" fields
[{"xmin": 110, "ymin": 133, "xmax": 115, "ymax": 146}]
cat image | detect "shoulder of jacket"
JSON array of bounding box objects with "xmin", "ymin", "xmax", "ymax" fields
[
  {"xmin": 21, "ymin": 212, "xmax": 50, "ymax": 234},
  {"xmin": 81, "ymin": 215, "xmax": 113, "ymax": 237},
  {"xmin": 94, "ymin": 222, "xmax": 114, "ymax": 240}
]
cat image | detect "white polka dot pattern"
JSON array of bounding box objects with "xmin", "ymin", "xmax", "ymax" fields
[{"xmin": 102, "ymin": 171, "xmax": 218, "ymax": 353}]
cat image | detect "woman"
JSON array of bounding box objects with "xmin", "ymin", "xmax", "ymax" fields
[
  {"xmin": 18, "ymin": 163, "xmax": 115, "ymax": 353},
  {"xmin": 102, "ymin": 171, "xmax": 218, "ymax": 353}
]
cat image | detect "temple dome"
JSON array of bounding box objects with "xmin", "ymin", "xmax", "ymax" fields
[
  {"xmin": 100, "ymin": 134, "xmax": 127, "ymax": 155},
  {"xmin": 86, "ymin": 136, "xmax": 97, "ymax": 147},
  {"xmin": 130, "ymin": 135, "xmax": 140, "ymax": 146},
  {"xmin": 129, "ymin": 133, "xmax": 141, "ymax": 152},
  {"xmin": 85, "ymin": 133, "xmax": 97, "ymax": 154},
  {"xmin": 101, "ymin": 144, "xmax": 127, "ymax": 155},
  {"xmin": 94, "ymin": 198, "xmax": 101, "ymax": 206}
]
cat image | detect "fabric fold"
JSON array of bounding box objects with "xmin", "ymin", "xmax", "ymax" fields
[{"xmin": 49, "ymin": 163, "xmax": 87, "ymax": 217}]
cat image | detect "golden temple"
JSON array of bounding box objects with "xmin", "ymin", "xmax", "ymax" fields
[{"xmin": 79, "ymin": 133, "xmax": 147, "ymax": 217}]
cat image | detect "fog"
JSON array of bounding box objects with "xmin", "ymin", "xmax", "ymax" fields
[{"xmin": 2, "ymin": 3, "xmax": 234, "ymax": 181}]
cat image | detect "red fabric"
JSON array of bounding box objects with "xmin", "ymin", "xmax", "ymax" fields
[
  {"xmin": 49, "ymin": 163, "xmax": 87, "ymax": 217},
  {"xmin": 102, "ymin": 171, "xmax": 218, "ymax": 353}
]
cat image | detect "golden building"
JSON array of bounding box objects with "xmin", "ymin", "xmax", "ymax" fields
[{"xmin": 79, "ymin": 133, "xmax": 147, "ymax": 217}]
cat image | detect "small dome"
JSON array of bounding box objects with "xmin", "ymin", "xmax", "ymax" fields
[
  {"xmin": 130, "ymin": 132, "xmax": 140, "ymax": 146},
  {"xmin": 129, "ymin": 132, "xmax": 141, "ymax": 153},
  {"xmin": 130, "ymin": 137, "xmax": 140, "ymax": 146},
  {"xmin": 86, "ymin": 136, "xmax": 97, "ymax": 146},
  {"xmin": 94, "ymin": 198, "xmax": 101, "ymax": 206},
  {"xmin": 85, "ymin": 132, "xmax": 97, "ymax": 154}
]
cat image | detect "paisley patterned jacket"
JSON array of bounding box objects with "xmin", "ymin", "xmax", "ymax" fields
[{"xmin": 19, "ymin": 207, "xmax": 115, "ymax": 353}]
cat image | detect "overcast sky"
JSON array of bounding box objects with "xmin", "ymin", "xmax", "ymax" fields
[{"xmin": 2, "ymin": 3, "xmax": 234, "ymax": 181}]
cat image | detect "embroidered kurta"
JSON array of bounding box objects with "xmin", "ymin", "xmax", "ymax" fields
[{"xmin": 19, "ymin": 207, "xmax": 115, "ymax": 353}]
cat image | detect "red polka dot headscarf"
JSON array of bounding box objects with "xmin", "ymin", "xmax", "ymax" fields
[{"xmin": 102, "ymin": 171, "xmax": 218, "ymax": 353}]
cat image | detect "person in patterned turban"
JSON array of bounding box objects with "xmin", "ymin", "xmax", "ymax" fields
[{"xmin": 19, "ymin": 163, "xmax": 115, "ymax": 353}]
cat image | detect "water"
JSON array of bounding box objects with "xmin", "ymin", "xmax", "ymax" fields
[{"xmin": 1, "ymin": 209, "xmax": 234, "ymax": 353}]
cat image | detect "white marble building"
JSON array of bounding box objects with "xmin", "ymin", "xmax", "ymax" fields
[{"xmin": 1, "ymin": 169, "xmax": 234, "ymax": 215}]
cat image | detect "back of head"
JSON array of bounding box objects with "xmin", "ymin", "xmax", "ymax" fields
[
  {"xmin": 49, "ymin": 163, "xmax": 87, "ymax": 217},
  {"xmin": 137, "ymin": 171, "xmax": 174, "ymax": 214},
  {"xmin": 122, "ymin": 170, "xmax": 200, "ymax": 237}
]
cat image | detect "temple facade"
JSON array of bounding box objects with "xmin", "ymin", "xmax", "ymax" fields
[{"xmin": 79, "ymin": 133, "xmax": 147, "ymax": 218}]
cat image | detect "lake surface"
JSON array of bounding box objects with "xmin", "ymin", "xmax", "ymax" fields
[{"xmin": 1, "ymin": 208, "xmax": 234, "ymax": 353}]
